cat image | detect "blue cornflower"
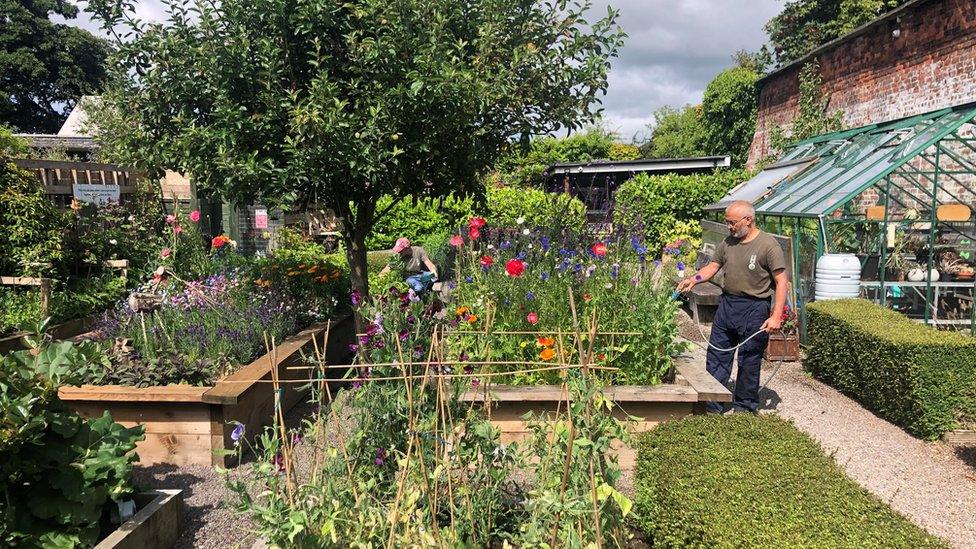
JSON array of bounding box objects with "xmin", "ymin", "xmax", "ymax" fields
[
  {"xmin": 526, "ymin": 291, "xmax": 535, "ymax": 301},
  {"xmin": 541, "ymin": 236, "xmax": 551, "ymax": 252},
  {"xmin": 611, "ymin": 264, "xmax": 620, "ymax": 279},
  {"xmin": 517, "ymin": 251, "xmax": 527, "ymax": 260},
  {"xmin": 465, "ymin": 276, "xmax": 474, "ymax": 283},
  {"xmin": 500, "ymin": 240, "xmax": 512, "ymax": 250},
  {"xmin": 540, "ymin": 271, "xmax": 550, "ymax": 281}
]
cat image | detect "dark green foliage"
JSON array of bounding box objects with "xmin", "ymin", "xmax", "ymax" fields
[
  {"xmin": 700, "ymin": 68, "xmax": 759, "ymax": 168},
  {"xmin": 484, "ymin": 186, "xmax": 586, "ymax": 232},
  {"xmin": 806, "ymin": 299, "xmax": 976, "ymax": 439},
  {"xmin": 765, "ymin": 0, "xmax": 909, "ymax": 67},
  {"xmin": 366, "ymin": 195, "xmax": 473, "ymax": 250},
  {"xmin": 641, "ymin": 105, "xmax": 706, "ymax": 160},
  {"xmin": 0, "ymin": 0, "xmax": 110, "ymax": 132},
  {"xmin": 634, "ymin": 414, "xmax": 947, "ymax": 548},
  {"xmin": 1, "ymin": 338, "xmax": 144, "ymax": 547},
  {"xmin": 0, "ymin": 160, "xmax": 68, "ymax": 276},
  {"xmin": 613, "ymin": 169, "xmax": 752, "ymax": 254}
]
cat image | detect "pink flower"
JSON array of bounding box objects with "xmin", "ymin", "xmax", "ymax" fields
[
  {"xmin": 160, "ymin": 248, "xmax": 171, "ymax": 258},
  {"xmin": 527, "ymin": 311, "xmax": 538, "ymax": 325},
  {"xmin": 165, "ymin": 214, "xmax": 177, "ymax": 225},
  {"xmin": 189, "ymin": 210, "xmax": 201, "ymax": 223},
  {"xmin": 469, "ymin": 227, "xmax": 480, "ymax": 240},
  {"xmin": 450, "ymin": 234, "xmax": 464, "ymax": 247},
  {"xmin": 468, "ymin": 217, "xmax": 486, "ymax": 229},
  {"xmin": 172, "ymin": 224, "xmax": 183, "ymax": 234}
]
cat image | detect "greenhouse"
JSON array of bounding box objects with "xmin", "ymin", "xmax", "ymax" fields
[{"xmin": 705, "ymin": 102, "xmax": 976, "ymax": 335}]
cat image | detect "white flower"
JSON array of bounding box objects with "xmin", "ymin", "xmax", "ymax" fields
[
  {"xmin": 522, "ymin": 228, "xmax": 530, "ymax": 235},
  {"xmin": 109, "ymin": 239, "xmax": 118, "ymax": 245},
  {"xmin": 487, "ymin": 244, "xmax": 495, "ymax": 250},
  {"xmin": 516, "ymin": 217, "xmax": 525, "ymax": 225}
]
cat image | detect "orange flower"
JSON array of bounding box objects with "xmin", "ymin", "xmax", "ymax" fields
[
  {"xmin": 308, "ymin": 265, "xmax": 318, "ymax": 273},
  {"xmin": 582, "ymin": 293, "xmax": 592, "ymax": 302},
  {"xmin": 537, "ymin": 336, "xmax": 555, "ymax": 347},
  {"xmin": 540, "ymin": 348, "xmax": 556, "ymax": 361},
  {"xmin": 467, "ymin": 315, "xmax": 478, "ymax": 324},
  {"xmin": 330, "ymin": 270, "xmax": 341, "ymax": 279},
  {"xmin": 456, "ymin": 306, "xmax": 470, "ymax": 316}
]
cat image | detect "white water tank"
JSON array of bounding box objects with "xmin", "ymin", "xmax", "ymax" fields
[{"xmin": 815, "ymin": 253, "xmax": 861, "ymax": 301}]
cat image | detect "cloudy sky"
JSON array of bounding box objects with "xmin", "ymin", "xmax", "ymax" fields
[{"xmin": 64, "ymin": 0, "xmax": 783, "ymax": 142}]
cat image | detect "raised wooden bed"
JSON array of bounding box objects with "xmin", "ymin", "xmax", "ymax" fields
[
  {"xmin": 94, "ymin": 489, "xmax": 183, "ymax": 549},
  {"xmin": 459, "ymin": 360, "xmax": 730, "ymax": 469},
  {"xmin": 59, "ymin": 315, "xmax": 355, "ymax": 466},
  {"xmin": 0, "ymin": 312, "xmax": 104, "ymax": 354}
]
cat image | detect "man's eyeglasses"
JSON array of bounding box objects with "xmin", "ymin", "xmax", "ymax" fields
[{"xmin": 724, "ymin": 216, "xmax": 751, "ymax": 227}]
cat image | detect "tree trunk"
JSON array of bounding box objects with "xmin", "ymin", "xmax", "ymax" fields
[{"xmin": 336, "ymin": 199, "xmax": 375, "ymax": 323}]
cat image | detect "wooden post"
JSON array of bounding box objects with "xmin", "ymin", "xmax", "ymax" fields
[{"xmin": 39, "ymin": 279, "xmax": 50, "ymax": 317}]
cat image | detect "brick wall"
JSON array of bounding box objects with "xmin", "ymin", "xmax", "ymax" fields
[{"xmin": 748, "ymin": 0, "xmax": 976, "ymax": 167}]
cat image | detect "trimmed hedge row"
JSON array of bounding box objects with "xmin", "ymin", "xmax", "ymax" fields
[
  {"xmin": 806, "ymin": 299, "xmax": 976, "ymax": 439},
  {"xmin": 634, "ymin": 415, "xmax": 947, "ymax": 548}
]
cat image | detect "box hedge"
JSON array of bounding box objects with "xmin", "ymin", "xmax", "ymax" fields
[
  {"xmin": 806, "ymin": 299, "xmax": 976, "ymax": 439},
  {"xmin": 634, "ymin": 415, "xmax": 946, "ymax": 548}
]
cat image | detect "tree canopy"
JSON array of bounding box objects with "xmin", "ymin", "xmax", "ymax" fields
[
  {"xmin": 87, "ymin": 0, "xmax": 625, "ymax": 296},
  {"xmin": 0, "ymin": 0, "xmax": 110, "ymax": 132},
  {"xmin": 700, "ymin": 67, "xmax": 758, "ymax": 168},
  {"xmin": 765, "ymin": 0, "xmax": 909, "ymax": 67},
  {"xmin": 641, "ymin": 105, "xmax": 706, "ymax": 160}
]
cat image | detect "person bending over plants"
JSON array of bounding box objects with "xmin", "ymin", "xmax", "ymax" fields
[{"xmin": 380, "ymin": 237, "xmax": 439, "ymax": 293}]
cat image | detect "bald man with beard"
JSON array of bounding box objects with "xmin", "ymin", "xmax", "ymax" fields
[{"xmin": 676, "ymin": 200, "xmax": 788, "ymax": 414}]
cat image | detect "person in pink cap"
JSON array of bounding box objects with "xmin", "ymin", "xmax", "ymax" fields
[{"xmin": 381, "ymin": 237, "xmax": 439, "ymax": 292}]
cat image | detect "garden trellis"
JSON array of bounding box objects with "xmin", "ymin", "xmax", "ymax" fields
[{"xmin": 707, "ymin": 102, "xmax": 976, "ymax": 334}]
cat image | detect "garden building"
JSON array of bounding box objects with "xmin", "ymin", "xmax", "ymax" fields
[{"xmin": 706, "ymin": 102, "xmax": 976, "ymax": 335}]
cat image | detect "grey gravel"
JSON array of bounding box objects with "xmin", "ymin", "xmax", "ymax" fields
[{"xmin": 679, "ymin": 315, "xmax": 976, "ymax": 548}]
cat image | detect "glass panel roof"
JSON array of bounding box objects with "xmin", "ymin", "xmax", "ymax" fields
[{"xmin": 732, "ymin": 105, "xmax": 976, "ymax": 217}]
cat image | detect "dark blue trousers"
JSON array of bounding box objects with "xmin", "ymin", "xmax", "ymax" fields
[{"xmin": 705, "ymin": 294, "xmax": 771, "ymax": 413}]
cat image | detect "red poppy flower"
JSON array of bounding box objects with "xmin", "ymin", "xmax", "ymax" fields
[
  {"xmin": 468, "ymin": 217, "xmax": 486, "ymax": 229},
  {"xmin": 480, "ymin": 255, "xmax": 494, "ymax": 268},
  {"xmin": 469, "ymin": 227, "xmax": 481, "ymax": 240},
  {"xmin": 591, "ymin": 242, "xmax": 607, "ymax": 257},
  {"xmin": 450, "ymin": 234, "xmax": 464, "ymax": 247},
  {"xmin": 505, "ymin": 258, "xmax": 526, "ymax": 277}
]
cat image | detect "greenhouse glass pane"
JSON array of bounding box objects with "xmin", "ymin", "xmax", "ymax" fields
[{"xmin": 708, "ymin": 161, "xmax": 812, "ymax": 209}]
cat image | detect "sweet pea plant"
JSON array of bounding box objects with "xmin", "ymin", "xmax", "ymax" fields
[
  {"xmin": 447, "ymin": 217, "xmax": 687, "ymax": 385},
  {"xmin": 222, "ymin": 279, "xmax": 634, "ymax": 546}
]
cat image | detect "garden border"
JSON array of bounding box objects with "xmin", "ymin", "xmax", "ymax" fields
[
  {"xmin": 458, "ymin": 358, "xmax": 730, "ymax": 469},
  {"xmin": 58, "ymin": 315, "xmax": 355, "ymax": 466},
  {"xmin": 0, "ymin": 312, "xmax": 103, "ymax": 354},
  {"xmin": 93, "ymin": 489, "xmax": 183, "ymax": 549}
]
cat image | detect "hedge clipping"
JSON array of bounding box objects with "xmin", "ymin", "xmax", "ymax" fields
[
  {"xmin": 806, "ymin": 299, "xmax": 976, "ymax": 439},
  {"xmin": 634, "ymin": 415, "xmax": 947, "ymax": 548}
]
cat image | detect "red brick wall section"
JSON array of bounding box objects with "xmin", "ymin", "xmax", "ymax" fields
[{"xmin": 748, "ymin": 0, "xmax": 976, "ymax": 167}]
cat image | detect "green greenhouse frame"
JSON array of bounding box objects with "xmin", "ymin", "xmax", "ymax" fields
[{"xmin": 706, "ymin": 102, "xmax": 976, "ymax": 336}]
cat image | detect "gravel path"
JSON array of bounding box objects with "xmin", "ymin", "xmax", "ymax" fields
[{"xmin": 679, "ymin": 313, "xmax": 976, "ymax": 548}]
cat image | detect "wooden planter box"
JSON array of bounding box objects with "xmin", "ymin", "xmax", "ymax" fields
[
  {"xmin": 765, "ymin": 332, "xmax": 800, "ymax": 362},
  {"xmin": 94, "ymin": 489, "xmax": 183, "ymax": 549},
  {"xmin": 59, "ymin": 315, "xmax": 355, "ymax": 466},
  {"xmin": 0, "ymin": 312, "xmax": 103, "ymax": 355},
  {"xmin": 458, "ymin": 361, "xmax": 731, "ymax": 470}
]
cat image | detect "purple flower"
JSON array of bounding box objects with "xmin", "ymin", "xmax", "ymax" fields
[
  {"xmin": 408, "ymin": 289, "xmax": 420, "ymax": 302},
  {"xmin": 653, "ymin": 259, "xmax": 662, "ymax": 268},
  {"xmin": 463, "ymin": 364, "xmax": 473, "ymax": 375},
  {"xmin": 388, "ymin": 286, "xmax": 399, "ymax": 296},
  {"xmin": 231, "ymin": 423, "xmax": 245, "ymax": 445},
  {"xmin": 540, "ymin": 272, "xmax": 549, "ymax": 281},
  {"xmin": 291, "ymin": 432, "xmax": 303, "ymax": 445},
  {"xmin": 349, "ymin": 343, "xmax": 359, "ymax": 353},
  {"xmin": 374, "ymin": 340, "xmax": 386, "ymax": 349},
  {"xmin": 406, "ymin": 313, "xmax": 416, "ymax": 325},
  {"xmin": 358, "ymin": 334, "xmax": 371, "ymax": 346},
  {"xmin": 677, "ymin": 261, "xmax": 685, "ymax": 271},
  {"xmin": 500, "ymin": 240, "xmax": 511, "ymax": 250},
  {"xmin": 541, "ymin": 236, "xmax": 551, "ymax": 252},
  {"xmin": 526, "ymin": 291, "xmax": 535, "ymax": 301},
  {"xmin": 448, "ymin": 281, "xmax": 456, "ymax": 289},
  {"xmin": 465, "ymin": 276, "xmax": 474, "ymax": 283},
  {"xmin": 273, "ymin": 452, "xmax": 285, "ymax": 474},
  {"xmin": 471, "ymin": 379, "xmax": 480, "ymax": 387},
  {"xmin": 352, "ymin": 380, "xmax": 363, "ymax": 389},
  {"xmin": 398, "ymin": 329, "xmax": 410, "ymax": 342},
  {"xmin": 459, "ymin": 351, "xmax": 469, "ymax": 362},
  {"xmin": 350, "ymin": 290, "xmax": 362, "ymax": 306},
  {"xmin": 374, "ymin": 447, "xmax": 386, "ymax": 466},
  {"xmin": 517, "ymin": 251, "xmax": 527, "ymax": 260}
]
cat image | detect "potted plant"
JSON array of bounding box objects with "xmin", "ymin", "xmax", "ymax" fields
[{"xmin": 765, "ymin": 304, "xmax": 800, "ymax": 362}]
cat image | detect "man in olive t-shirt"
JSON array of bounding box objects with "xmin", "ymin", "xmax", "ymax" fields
[{"xmin": 676, "ymin": 200, "xmax": 788, "ymax": 413}]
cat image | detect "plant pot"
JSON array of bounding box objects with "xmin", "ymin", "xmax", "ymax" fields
[{"xmin": 765, "ymin": 332, "xmax": 799, "ymax": 362}]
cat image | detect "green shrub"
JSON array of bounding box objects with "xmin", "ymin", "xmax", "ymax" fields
[
  {"xmin": 806, "ymin": 299, "xmax": 976, "ymax": 439},
  {"xmin": 700, "ymin": 67, "xmax": 759, "ymax": 168},
  {"xmin": 0, "ymin": 161, "xmax": 67, "ymax": 276},
  {"xmin": 1, "ymin": 339, "xmax": 144, "ymax": 547},
  {"xmin": 483, "ymin": 186, "xmax": 586, "ymax": 231},
  {"xmin": 634, "ymin": 414, "xmax": 947, "ymax": 548},
  {"xmin": 613, "ymin": 169, "xmax": 751, "ymax": 255},
  {"xmin": 366, "ymin": 195, "xmax": 472, "ymax": 250}
]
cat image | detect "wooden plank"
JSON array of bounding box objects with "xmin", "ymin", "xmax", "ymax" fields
[
  {"xmin": 943, "ymin": 430, "xmax": 976, "ymax": 444},
  {"xmin": 131, "ymin": 433, "xmax": 214, "ymax": 466},
  {"xmin": 66, "ymin": 401, "xmax": 212, "ymax": 434},
  {"xmin": 59, "ymin": 384, "xmax": 210, "ymax": 403},
  {"xmin": 12, "ymin": 158, "xmax": 132, "ymax": 172},
  {"xmin": 675, "ymin": 362, "xmax": 733, "ymax": 402},
  {"xmin": 0, "ymin": 276, "xmax": 50, "ymax": 286},
  {"xmin": 203, "ymin": 322, "xmax": 331, "ymax": 405},
  {"xmin": 458, "ymin": 383, "xmax": 698, "ymax": 403},
  {"xmin": 94, "ymin": 490, "xmax": 183, "ymax": 549}
]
